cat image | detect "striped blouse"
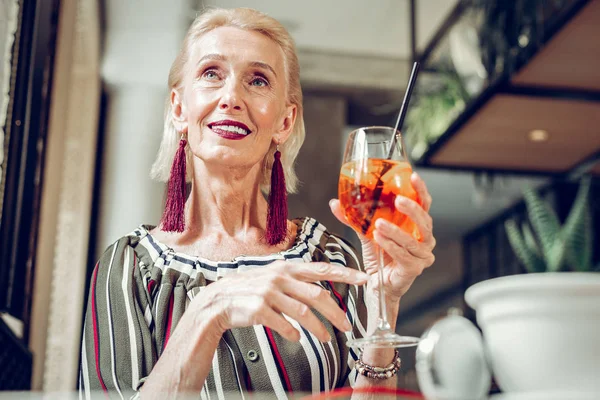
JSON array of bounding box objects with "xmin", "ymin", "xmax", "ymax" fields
[{"xmin": 79, "ymin": 217, "xmax": 369, "ymax": 399}]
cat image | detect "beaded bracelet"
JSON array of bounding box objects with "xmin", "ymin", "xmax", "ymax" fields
[{"xmin": 355, "ymin": 350, "xmax": 402, "ymax": 379}]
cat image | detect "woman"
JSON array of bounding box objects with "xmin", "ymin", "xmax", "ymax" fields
[{"xmin": 79, "ymin": 7, "xmax": 436, "ymax": 399}]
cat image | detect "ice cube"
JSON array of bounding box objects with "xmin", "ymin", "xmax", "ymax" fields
[{"xmin": 380, "ymin": 163, "xmax": 411, "ymax": 191}]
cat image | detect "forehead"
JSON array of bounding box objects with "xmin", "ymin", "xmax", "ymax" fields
[{"xmin": 191, "ymin": 26, "xmax": 285, "ymax": 73}]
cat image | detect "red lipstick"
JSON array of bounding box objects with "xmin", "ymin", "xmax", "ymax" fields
[{"xmin": 208, "ymin": 120, "xmax": 252, "ymax": 140}]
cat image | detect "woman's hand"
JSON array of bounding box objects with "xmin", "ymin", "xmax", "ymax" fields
[
  {"xmin": 197, "ymin": 260, "xmax": 369, "ymax": 342},
  {"xmin": 330, "ymin": 172, "xmax": 436, "ymax": 302}
]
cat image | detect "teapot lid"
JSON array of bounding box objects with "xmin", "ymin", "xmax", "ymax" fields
[{"xmin": 416, "ymin": 310, "xmax": 491, "ymax": 400}]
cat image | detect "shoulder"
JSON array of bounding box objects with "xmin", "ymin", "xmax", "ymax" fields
[
  {"xmin": 93, "ymin": 225, "xmax": 150, "ymax": 277},
  {"xmin": 98, "ymin": 225, "xmax": 149, "ymax": 258}
]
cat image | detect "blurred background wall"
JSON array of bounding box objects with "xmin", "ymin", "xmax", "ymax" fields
[{"xmin": 0, "ymin": 0, "xmax": 598, "ymax": 393}]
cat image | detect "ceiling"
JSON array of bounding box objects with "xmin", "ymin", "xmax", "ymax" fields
[
  {"xmin": 431, "ymin": 94, "xmax": 600, "ymax": 172},
  {"xmin": 512, "ymin": 0, "xmax": 600, "ymax": 91},
  {"xmin": 428, "ymin": 0, "xmax": 600, "ymax": 175},
  {"xmin": 202, "ymin": 0, "xmax": 459, "ymax": 59}
]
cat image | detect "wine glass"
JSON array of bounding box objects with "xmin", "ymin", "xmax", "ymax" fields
[{"xmin": 339, "ymin": 126, "xmax": 421, "ymax": 348}]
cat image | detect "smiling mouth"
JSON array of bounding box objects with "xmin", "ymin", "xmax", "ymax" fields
[{"xmin": 208, "ymin": 120, "xmax": 252, "ymax": 138}]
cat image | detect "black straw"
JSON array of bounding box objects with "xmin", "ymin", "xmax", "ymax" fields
[
  {"xmin": 360, "ymin": 62, "xmax": 421, "ymax": 235},
  {"xmin": 387, "ymin": 62, "xmax": 420, "ymax": 159}
]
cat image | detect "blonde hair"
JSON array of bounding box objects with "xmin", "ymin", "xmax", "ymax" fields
[{"xmin": 150, "ymin": 7, "xmax": 305, "ymax": 194}]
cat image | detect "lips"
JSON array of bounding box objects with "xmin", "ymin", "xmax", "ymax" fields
[{"xmin": 208, "ymin": 119, "xmax": 252, "ymax": 140}]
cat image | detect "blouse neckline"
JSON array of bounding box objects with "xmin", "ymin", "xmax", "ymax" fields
[{"xmin": 134, "ymin": 217, "xmax": 313, "ymax": 265}]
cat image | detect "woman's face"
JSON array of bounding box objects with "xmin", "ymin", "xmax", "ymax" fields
[{"xmin": 173, "ymin": 26, "xmax": 297, "ymax": 173}]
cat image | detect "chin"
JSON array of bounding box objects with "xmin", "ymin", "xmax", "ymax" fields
[{"xmin": 199, "ymin": 149, "xmax": 262, "ymax": 170}]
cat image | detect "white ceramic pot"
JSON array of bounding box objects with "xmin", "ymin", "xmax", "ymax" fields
[{"xmin": 465, "ymin": 272, "xmax": 600, "ymax": 394}]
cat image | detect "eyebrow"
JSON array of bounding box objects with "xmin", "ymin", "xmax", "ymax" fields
[
  {"xmin": 196, "ymin": 53, "xmax": 278, "ymax": 77},
  {"xmin": 248, "ymin": 61, "xmax": 277, "ymax": 78}
]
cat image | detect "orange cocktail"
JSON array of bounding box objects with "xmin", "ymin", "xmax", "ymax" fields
[{"xmin": 339, "ymin": 158, "xmax": 421, "ymax": 241}]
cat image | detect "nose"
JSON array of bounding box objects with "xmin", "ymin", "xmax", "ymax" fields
[{"xmin": 218, "ymin": 79, "xmax": 244, "ymax": 111}]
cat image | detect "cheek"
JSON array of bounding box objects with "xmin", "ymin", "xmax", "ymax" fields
[
  {"xmin": 253, "ymin": 100, "xmax": 284, "ymax": 131},
  {"xmin": 186, "ymin": 89, "xmax": 218, "ymax": 125}
]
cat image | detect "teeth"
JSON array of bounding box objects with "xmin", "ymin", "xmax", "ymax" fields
[{"xmin": 212, "ymin": 125, "xmax": 249, "ymax": 135}]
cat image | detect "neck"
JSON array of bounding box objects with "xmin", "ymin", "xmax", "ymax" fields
[{"xmin": 184, "ymin": 161, "xmax": 268, "ymax": 238}]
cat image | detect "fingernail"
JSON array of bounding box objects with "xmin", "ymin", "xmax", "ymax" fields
[
  {"xmin": 357, "ymin": 272, "xmax": 369, "ymax": 281},
  {"xmin": 375, "ymin": 219, "xmax": 388, "ymax": 230},
  {"xmin": 329, "ymin": 199, "xmax": 336, "ymax": 207},
  {"xmin": 343, "ymin": 319, "xmax": 352, "ymax": 332}
]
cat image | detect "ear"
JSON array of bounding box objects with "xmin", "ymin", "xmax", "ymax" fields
[
  {"xmin": 171, "ymin": 88, "xmax": 188, "ymax": 133},
  {"xmin": 273, "ymin": 104, "xmax": 297, "ymax": 144}
]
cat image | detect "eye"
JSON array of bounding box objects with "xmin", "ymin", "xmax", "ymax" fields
[
  {"xmin": 250, "ymin": 76, "xmax": 269, "ymax": 87},
  {"xmin": 202, "ymin": 69, "xmax": 219, "ymax": 80}
]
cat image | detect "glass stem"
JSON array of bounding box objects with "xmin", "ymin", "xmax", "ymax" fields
[{"xmin": 376, "ymin": 245, "xmax": 391, "ymax": 332}]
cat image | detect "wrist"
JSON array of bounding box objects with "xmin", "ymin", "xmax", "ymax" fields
[
  {"xmin": 366, "ymin": 280, "xmax": 402, "ymax": 306},
  {"xmin": 190, "ymin": 285, "xmax": 228, "ymax": 338},
  {"xmin": 360, "ymin": 347, "xmax": 397, "ymax": 367}
]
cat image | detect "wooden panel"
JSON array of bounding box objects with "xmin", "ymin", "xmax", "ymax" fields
[
  {"xmin": 512, "ymin": 0, "xmax": 600, "ymax": 90},
  {"xmin": 431, "ymin": 94, "xmax": 600, "ymax": 172}
]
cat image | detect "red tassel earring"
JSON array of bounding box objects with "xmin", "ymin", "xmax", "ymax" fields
[
  {"xmin": 161, "ymin": 132, "xmax": 187, "ymax": 232},
  {"xmin": 266, "ymin": 145, "xmax": 288, "ymax": 245}
]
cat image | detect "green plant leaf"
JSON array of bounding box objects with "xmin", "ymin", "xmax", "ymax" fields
[
  {"xmin": 547, "ymin": 237, "xmax": 567, "ymax": 273},
  {"xmin": 523, "ymin": 188, "xmax": 561, "ymax": 265},
  {"xmin": 567, "ymin": 208, "xmax": 592, "ymax": 271},
  {"xmin": 521, "ymin": 222, "xmax": 541, "ymax": 257},
  {"xmin": 505, "ymin": 219, "xmax": 546, "ymax": 273},
  {"xmin": 562, "ymin": 176, "xmax": 592, "ymax": 272}
]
